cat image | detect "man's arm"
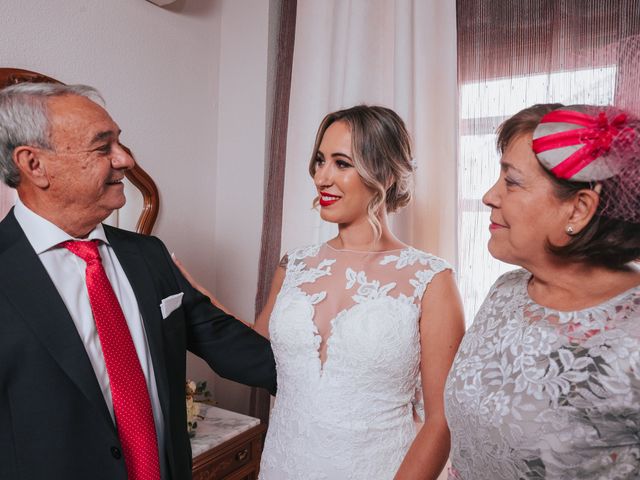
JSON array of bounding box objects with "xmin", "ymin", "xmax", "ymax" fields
[{"xmin": 156, "ymin": 237, "xmax": 277, "ymax": 395}]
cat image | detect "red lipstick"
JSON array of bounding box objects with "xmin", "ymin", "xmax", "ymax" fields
[{"xmin": 319, "ymin": 191, "xmax": 341, "ymax": 207}]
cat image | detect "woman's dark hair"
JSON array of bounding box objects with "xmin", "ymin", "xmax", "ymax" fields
[{"xmin": 497, "ymin": 103, "xmax": 640, "ymax": 269}]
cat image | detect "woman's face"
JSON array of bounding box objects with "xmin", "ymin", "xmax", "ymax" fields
[
  {"xmin": 482, "ymin": 133, "xmax": 573, "ymax": 267},
  {"xmin": 313, "ymin": 121, "xmax": 375, "ymax": 225}
]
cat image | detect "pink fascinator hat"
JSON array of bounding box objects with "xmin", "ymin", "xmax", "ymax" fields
[{"xmin": 532, "ymin": 105, "xmax": 640, "ymax": 223}]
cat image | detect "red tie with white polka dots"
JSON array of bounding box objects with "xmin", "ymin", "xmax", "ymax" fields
[{"xmin": 63, "ymin": 240, "xmax": 161, "ymax": 480}]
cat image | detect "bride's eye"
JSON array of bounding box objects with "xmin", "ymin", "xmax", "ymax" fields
[{"xmin": 336, "ymin": 159, "xmax": 353, "ymax": 169}]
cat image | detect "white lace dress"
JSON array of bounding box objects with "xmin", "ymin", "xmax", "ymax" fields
[
  {"xmin": 445, "ymin": 269, "xmax": 640, "ymax": 480},
  {"xmin": 258, "ymin": 243, "xmax": 451, "ymax": 480}
]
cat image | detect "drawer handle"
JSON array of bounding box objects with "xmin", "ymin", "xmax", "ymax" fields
[{"xmin": 236, "ymin": 448, "xmax": 249, "ymax": 462}]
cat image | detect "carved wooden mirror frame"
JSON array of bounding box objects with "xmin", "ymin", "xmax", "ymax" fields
[{"xmin": 0, "ymin": 68, "xmax": 159, "ymax": 234}]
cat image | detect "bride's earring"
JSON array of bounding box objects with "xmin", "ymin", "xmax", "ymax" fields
[{"xmin": 565, "ymin": 225, "xmax": 575, "ymax": 235}]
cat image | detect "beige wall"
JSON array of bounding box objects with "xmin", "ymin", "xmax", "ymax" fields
[
  {"xmin": 0, "ymin": 0, "xmax": 271, "ymax": 414},
  {"xmin": 207, "ymin": 0, "xmax": 270, "ymax": 413}
]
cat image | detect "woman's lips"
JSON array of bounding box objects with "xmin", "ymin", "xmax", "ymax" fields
[
  {"xmin": 319, "ymin": 192, "xmax": 341, "ymax": 207},
  {"xmin": 489, "ymin": 222, "xmax": 506, "ymax": 231}
]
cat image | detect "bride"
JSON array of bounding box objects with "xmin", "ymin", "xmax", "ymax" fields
[{"xmin": 179, "ymin": 105, "xmax": 464, "ymax": 479}]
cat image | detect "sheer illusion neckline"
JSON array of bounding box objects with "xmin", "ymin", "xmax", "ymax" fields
[
  {"xmin": 304, "ymin": 243, "xmax": 418, "ymax": 373},
  {"xmin": 324, "ymin": 242, "xmax": 408, "ymax": 254}
]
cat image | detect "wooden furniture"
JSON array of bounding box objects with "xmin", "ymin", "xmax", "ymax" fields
[
  {"xmin": 0, "ymin": 67, "xmax": 160, "ymax": 234},
  {"xmin": 191, "ymin": 404, "xmax": 267, "ymax": 480}
]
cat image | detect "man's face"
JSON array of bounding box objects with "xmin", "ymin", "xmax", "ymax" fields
[{"xmin": 41, "ymin": 95, "xmax": 134, "ymax": 229}]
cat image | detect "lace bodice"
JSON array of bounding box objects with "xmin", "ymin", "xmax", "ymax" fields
[
  {"xmin": 445, "ymin": 269, "xmax": 640, "ymax": 480},
  {"xmin": 259, "ymin": 243, "xmax": 451, "ymax": 480}
]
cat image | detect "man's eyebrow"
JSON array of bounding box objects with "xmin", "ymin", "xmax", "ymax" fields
[{"xmin": 90, "ymin": 129, "xmax": 120, "ymax": 145}]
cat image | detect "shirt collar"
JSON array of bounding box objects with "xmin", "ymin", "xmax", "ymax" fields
[{"xmin": 13, "ymin": 197, "xmax": 110, "ymax": 254}]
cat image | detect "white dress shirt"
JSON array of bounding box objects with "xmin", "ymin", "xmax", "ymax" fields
[{"xmin": 14, "ymin": 198, "xmax": 167, "ymax": 477}]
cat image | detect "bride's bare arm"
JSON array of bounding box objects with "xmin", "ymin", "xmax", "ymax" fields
[
  {"xmin": 394, "ymin": 269, "xmax": 465, "ymax": 480},
  {"xmin": 252, "ymin": 257, "xmax": 287, "ymax": 338},
  {"xmin": 172, "ymin": 253, "xmax": 286, "ymax": 339}
]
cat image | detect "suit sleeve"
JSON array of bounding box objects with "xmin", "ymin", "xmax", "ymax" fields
[{"xmin": 155, "ymin": 237, "xmax": 277, "ymax": 395}]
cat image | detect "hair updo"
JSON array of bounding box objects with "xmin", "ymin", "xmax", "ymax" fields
[{"xmin": 309, "ymin": 105, "xmax": 414, "ymax": 238}]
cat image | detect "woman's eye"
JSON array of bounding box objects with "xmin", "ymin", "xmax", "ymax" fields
[
  {"xmin": 314, "ymin": 157, "xmax": 325, "ymax": 166},
  {"xmin": 504, "ymin": 176, "xmax": 519, "ymax": 187},
  {"xmin": 336, "ymin": 160, "xmax": 353, "ymax": 169}
]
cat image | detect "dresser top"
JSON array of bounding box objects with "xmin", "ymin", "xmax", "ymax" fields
[{"xmin": 190, "ymin": 403, "xmax": 261, "ymax": 458}]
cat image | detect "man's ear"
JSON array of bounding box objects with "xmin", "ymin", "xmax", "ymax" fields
[
  {"xmin": 567, "ymin": 188, "xmax": 599, "ymax": 234},
  {"xmin": 13, "ymin": 146, "xmax": 50, "ymax": 188}
]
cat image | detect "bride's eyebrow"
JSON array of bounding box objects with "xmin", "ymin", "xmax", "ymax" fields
[{"xmin": 331, "ymin": 152, "xmax": 353, "ymax": 161}]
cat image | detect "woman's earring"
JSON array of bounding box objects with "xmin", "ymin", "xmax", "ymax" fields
[{"xmin": 565, "ymin": 225, "xmax": 575, "ymax": 235}]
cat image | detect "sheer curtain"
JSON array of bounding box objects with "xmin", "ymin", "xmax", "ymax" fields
[
  {"xmin": 456, "ymin": 0, "xmax": 640, "ymax": 323},
  {"xmin": 281, "ymin": 0, "xmax": 458, "ymax": 264}
]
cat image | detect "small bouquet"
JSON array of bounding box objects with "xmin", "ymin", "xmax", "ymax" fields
[{"xmin": 185, "ymin": 380, "xmax": 212, "ymax": 437}]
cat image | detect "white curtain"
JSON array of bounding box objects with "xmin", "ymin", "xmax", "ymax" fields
[{"xmin": 281, "ymin": 0, "xmax": 458, "ymax": 266}]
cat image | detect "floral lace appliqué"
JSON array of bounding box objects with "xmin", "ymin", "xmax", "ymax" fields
[
  {"xmin": 261, "ymin": 244, "xmax": 451, "ymax": 480},
  {"xmin": 445, "ymin": 268, "xmax": 640, "ymax": 480},
  {"xmin": 345, "ymin": 267, "xmax": 396, "ymax": 303}
]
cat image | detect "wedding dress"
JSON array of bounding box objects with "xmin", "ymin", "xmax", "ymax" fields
[{"xmin": 258, "ymin": 242, "xmax": 451, "ymax": 480}]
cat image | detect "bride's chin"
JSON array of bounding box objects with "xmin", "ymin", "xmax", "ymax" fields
[{"xmin": 320, "ymin": 211, "xmax": 341, "ymax": 223}]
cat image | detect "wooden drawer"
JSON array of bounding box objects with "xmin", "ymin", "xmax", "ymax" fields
[
  {"xmin": 192, "ymin": 424, "xmax": 266, "ymax": 480},
  {"xmin": 225, "ymin": 465, "xmax": 258, "ymax": 480}
]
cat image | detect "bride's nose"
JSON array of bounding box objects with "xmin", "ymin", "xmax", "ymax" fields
[{"xmin": 314, "ymin": 164, "xmax": 333, "ymax": 189}]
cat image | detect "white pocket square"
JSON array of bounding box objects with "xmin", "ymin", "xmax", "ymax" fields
[{"xmin": 160, "ymin": 292, "xmax": 184, "ymax": 319}]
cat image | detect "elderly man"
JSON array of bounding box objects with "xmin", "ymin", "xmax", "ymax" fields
[{"xmin": 0, "ymin": 83, "xmax": 276, "ymax": 480}]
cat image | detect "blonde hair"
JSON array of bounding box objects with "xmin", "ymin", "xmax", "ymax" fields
[{"xmin": 309, "ymin": 105, "xmax": 414, "ymax": 239}]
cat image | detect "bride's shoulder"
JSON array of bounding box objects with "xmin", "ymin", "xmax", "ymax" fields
[
  {"xmin": 281, "ymin": 243, "xmax": 324, "ymax": 264},
  {"xmin": 382, "ymin": 245, "xmax": 454, "ymax": 274}
]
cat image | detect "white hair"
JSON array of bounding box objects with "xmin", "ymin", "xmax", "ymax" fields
[{"xmin": 0, "ymin": 82, "xmax": 104, "ymax": 187}]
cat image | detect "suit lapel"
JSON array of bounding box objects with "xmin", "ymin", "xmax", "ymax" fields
[
  {"xmin": 0, "ymin": 211, "xmax": 114, "ymax": 431},
  {"xmin": 105, "ymin": 227, "xmax": 171, "ymax": 426}
]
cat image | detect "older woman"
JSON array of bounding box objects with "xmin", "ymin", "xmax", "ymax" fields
[{"xmin": 445, "ymin": 103, "xmax": 640, "ymax": 479}]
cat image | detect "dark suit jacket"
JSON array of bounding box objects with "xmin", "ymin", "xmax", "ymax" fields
[{"xmin": 0, "ymin": 209, "xmax": 276, "ymax": 480}]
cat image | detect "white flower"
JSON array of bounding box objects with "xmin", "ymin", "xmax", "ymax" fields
[{"xmin": 187, "ymin": 380, "xmax": 197, "ymax": 393}]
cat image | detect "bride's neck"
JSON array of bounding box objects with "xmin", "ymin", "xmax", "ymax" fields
[{"xmin": 332, "ymin": 212, "xmax": 403, "ymax": 252}]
